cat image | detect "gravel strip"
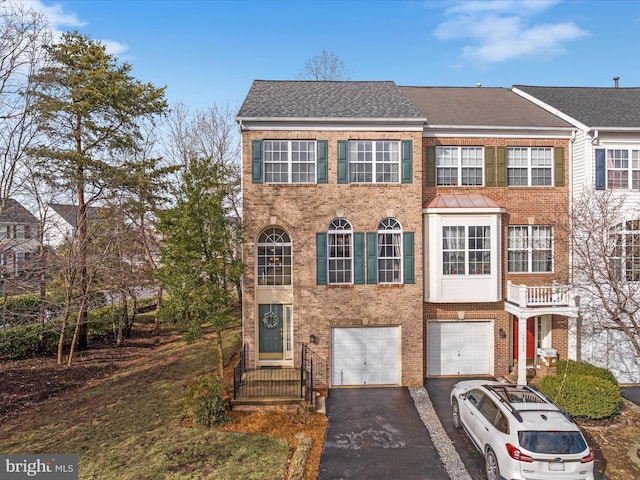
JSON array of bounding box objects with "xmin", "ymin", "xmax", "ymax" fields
[{"xmin": 409, "ymin": 387, "xmax": 473, "ymax": 480}]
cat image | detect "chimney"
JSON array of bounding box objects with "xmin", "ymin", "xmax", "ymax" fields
[{"xmin": 614, "ymin": 76, "xmax": 619, "ymax": 88}]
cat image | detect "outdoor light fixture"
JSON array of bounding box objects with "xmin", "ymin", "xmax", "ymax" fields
[
  {"xmin": 309, "ymin": 334, "xmax": 318, "ymax": 344},
  {"xmin": 499, "ymin": 327, "xmax": 507, "ymax": 339}
]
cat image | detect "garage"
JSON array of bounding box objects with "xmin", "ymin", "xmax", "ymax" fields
[
  {"xmin": 331, "ymin": 326, "xmax": 399, "ymax": 386},
  {"xmin": 427, "ymin": 321, "xmax": 492, "ymax": 376}
]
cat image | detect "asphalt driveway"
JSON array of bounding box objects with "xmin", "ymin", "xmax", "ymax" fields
[
  {"xmin": 622, "ymin": 385, "xmax": 640, "ymax": 405},
  {"xmin": 318, "ymin": 387, "xmax": 448, "ymax": 480}
]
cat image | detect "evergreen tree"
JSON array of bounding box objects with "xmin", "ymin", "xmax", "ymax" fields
[{"xmin": 157, "ymin": 157, "xmax": 242, "ymax": 378}]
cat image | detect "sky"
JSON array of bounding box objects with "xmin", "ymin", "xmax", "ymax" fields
[{"xmin": 25, "ymin": 0, "xmax": 640, "ymax": 110}]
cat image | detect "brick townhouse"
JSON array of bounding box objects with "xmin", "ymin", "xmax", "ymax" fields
[{"xmin": 237, "ymin": 80, "xmax": 579, "ymax": 389}]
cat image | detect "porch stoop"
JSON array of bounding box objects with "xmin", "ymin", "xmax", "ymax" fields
[{"xmin": 231, "ymin": 367, "xmax": 308, "ymax": 410}]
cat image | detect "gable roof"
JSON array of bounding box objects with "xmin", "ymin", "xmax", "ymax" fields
[
  {"xmin": 0, "ymin": 199, "xmax": 37, "ymax": 224},
  {"xmin": 49, "ymin": 203, "xmax": 101, "ymax": 227},
  {"xmin": 237, "ymin": 80, "xmax": 425, "ymax": 121},
  {"xmin": 514, "ymin": 85, "xmax": 640, "ymax": 129},
  {"xmin": 399, "ymin": 86, "xmax": 572, "ymax": 128}
]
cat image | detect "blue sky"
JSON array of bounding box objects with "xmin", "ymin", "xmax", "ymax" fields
[{"xmin": 30, "ymin": 0, "xmax": 640, "ymax": 110}]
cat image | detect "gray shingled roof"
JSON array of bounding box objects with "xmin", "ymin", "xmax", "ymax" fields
[
  {"xmin": 0, "ymin": 199, "xmax": 37, "ymax": 224},
  {"xmin": 399, "ymin": 86, "xmax": 572, "ymax": 128},
  {"xmin": 50, "ymin": 203, "xmax": 101, "ymax": 227},
  {"xmin": 515, "ymin": 85, "xmax": 640, "ymax": 128},
  {"xmin": 237, "ymin": 80, "xmax": 424, "ymax": 120}
]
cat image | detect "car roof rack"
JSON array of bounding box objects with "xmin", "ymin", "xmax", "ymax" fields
[{"xmin": 482, "ymin": 384, "xmax": 574, "ymax": 424}]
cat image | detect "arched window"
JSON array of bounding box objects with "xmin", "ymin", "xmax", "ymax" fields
[
  {"xmin": 377, "ymin": 218, "xmax": 402, "ymax": 283},
  {"xmin": 328, "ymin": 218, "xmax": 352, "ymax": 284},
  {"xmin": 257, "ymin": 228, "xmax": 291, "ymax": 286}
]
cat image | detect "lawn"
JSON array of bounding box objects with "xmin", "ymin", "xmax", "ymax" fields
[{"xmin": 0, "ymin": 318, "xmax": 292, "ymax": 480}]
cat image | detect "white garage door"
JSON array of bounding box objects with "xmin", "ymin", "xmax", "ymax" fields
[
  {"xmin": 332, "ymin": 326, "xmax": 399, "ymax": 386},
  {"xmin": 428, "ymin": 321, "xmax": 492, "ymax": 376}
]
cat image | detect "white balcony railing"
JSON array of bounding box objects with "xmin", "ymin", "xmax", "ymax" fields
[{"xmin": 506, "ymin": 281, "xmax": 572, "ymax": 308}]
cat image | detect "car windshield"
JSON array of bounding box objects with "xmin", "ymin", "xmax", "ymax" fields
[{"xmin": 518, "ymin": 431, "xmax": 587, "ymax": 454}]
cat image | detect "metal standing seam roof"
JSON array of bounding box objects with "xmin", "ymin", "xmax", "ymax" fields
[
  {"xmin": 424, "ymin": 194, "xmax": 505, "ymax": 209},
  {"xmin": 514, "ymin": 85, "xmax": 640, "ymax": 128},
  {"xmin": 398, "ymin": 86, "xmax": 573, "ymax": 128},
  {"xmin": 236, "ymin": 80, "xmax": 425, "ymax": 120}
]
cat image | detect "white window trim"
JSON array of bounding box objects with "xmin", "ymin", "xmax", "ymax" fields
[
  {"xmin": 442, "ymin": 225, "xmax": 491, "ymax": 276},
  {"xmin": 263, "ymin": 140, "xmax": 317, "ymax": 184},
  {"xmin": 377, "ymin": 218, "xmax": 402, "ymax": 284},
  {"xmin": 507, "ymin": 147, "xmax": 553, "ymax": 187},
  {"xmin": 256, "ymin": 227, "xmax": 292, "ymax": 287},
  {"xmin": 328, "ymin": 218, "xmax": 353, "ymax": 285},
  {"xmin": 604, "ymin": 147, "xmax": 640, "ymax": 190},
  {"xmin": 436, "ymin": 146, "xmax": 484, "ymax": 186},
  {"xmin": 507, "ymin": 225, "xmax": 554, "ymax": 273},
  {"xmin": 348, "ymin": 140, "xmax": 401, "ymax": 184}
]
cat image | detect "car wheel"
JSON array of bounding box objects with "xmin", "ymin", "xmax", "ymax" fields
[
  {"xmin": 452, "ymin": 399, "xmax": 461, "ymax": 429},
  {"xmin": 485, "ymin": 447, "xmax": 500, "ymax": 480}
]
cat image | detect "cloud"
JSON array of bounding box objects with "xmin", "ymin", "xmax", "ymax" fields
[
  {"xmin": 433, "ymin": 0, "xmax": 588, "ymax": 63},
  {"xmin": 15, "ymin": 1, "xmax": 128, "ymax": 56}
]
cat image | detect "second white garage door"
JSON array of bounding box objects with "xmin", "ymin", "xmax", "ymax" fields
[
  {"xmin": 332, "ymin": 326, "xmax": 399, "ymax": 386},
  {"xmin": 427, "ymin": 321, "xmax": 492, "ymax": 376}
]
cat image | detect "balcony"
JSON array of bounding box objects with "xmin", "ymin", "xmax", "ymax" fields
[{"xmin": 505, "ymin": 281, "xmax": 578, "ymax": 318}]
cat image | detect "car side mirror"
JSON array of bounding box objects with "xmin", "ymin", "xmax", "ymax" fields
[{"xmin": 459, "ymin": 393, "xmax": 467, "ymax": 400}]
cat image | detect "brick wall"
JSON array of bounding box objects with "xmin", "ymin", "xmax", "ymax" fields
[{"xmin": 242, "ymin": 130, "xmax": 425, "ymax": 386}]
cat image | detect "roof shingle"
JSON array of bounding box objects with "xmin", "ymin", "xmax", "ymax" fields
[
  {"xmin": 514, "ymin": 85, "xmax": 640, "ymax": 128},
  {"xmin": 237, "ymin": 80, "xmax": 424, "ymax": 120}
]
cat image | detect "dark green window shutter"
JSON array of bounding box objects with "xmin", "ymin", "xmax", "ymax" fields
[
  {"xmin": 337, "ymin": 140, "xmax": 348, "ymax": 184},
  {"xmin": 426, "ymin": 146, "xmax": 436, "ymax": 186},
  {"xmin": 252, "ymin": 140, "xmax": 263, "ymax": 184},
  {"xmin": 485, "ymin": 146, "xmax": 496, "ymax": 186},
  {"xmin": 317, "ymin": 140, "xmax": 328, "ymax": 184},
  {"xmin": 316, "ymin": 233, "xmax": 327, "ymax": 285},
  {"xmin": 401, "ymin": 140, "xmax": 412, "ymax": 183},
  {"xmin": 554, "ymin": 147, "xmax": 565, "ymax": 186},
  {"xmin": 366, "ymin": 232, "xmax": 377, "ymax": 284},
  {"xmin": 403, "ymin": 232, "xmax": 415, "ymax": 284},
  {"xmin": 497, "ymin": 146, "xmax": 507, "ymax": 186},
  {"xmin": 354, "ymin": 232, "xmax": 365, "ymax": 284},
  {"xmin": 595, "ymin": 149, "xmax": 606, "ymax": 190}
]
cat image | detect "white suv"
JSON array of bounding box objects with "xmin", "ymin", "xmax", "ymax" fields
[{"xmin": 450, "ymin": 380, "xmax": 595, "ymax": 480}]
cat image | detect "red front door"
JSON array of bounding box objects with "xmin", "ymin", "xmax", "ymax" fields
[{"xmin": 513, "ymin": 317, "xmax": 535, "ymax": 360}]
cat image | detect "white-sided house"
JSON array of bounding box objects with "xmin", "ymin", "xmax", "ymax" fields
[
  {"xmin": 515, "ymin": 84, "xmax": 640, "ymax": 383},
  {"xmin": 0, "ymin": 199, "xmax": 40, "ymax": 274},
  {"xmin": 44, "ymin": 203, "xmax": 101, "ymax": 247}
]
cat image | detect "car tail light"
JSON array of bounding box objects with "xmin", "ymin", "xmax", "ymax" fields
[
  {"xmin": 506, "ymin": 443, "xmax": 534, "ymax": 463},
  {"xmin": 581, "ymin": 448, "xmax": 594, "ymax": 463}
]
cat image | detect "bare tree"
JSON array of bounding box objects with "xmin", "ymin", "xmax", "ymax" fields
[
  {"xmin": 566, "ymin": 188, "xmax": 640, "ymax": 370},
  {"xmin": 296, "ymin": 49, "xmax": 352, "ymax": 81},
  {"xmin": 0, "ymin": 1, "xmax": 51, "ymax": 202}
]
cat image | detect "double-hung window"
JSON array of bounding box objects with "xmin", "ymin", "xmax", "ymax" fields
[
  {"xmin": 436, "ymin": 147, "xmax": 483, "ymax": 186},
  {"xmin": 442, "ymin": 226, "xmax": 491, "ymax": 275},
  {"xmin": 328, "ymin": 218, "xmax": 353, "ymax": 284},
  {"xmin": 605, "ymin": 149, "xmax": 640, "ymax": 190},
  {"xmin": 507, "ymin": 147, "xmax": 552, "ymax": 186},
  {"xmin": 349, "ymin": 141, "xmax": 400, "ymax": 183},
  {"xmin": 263, "ymin": 140, "xmax": 316, "ymax": 183},
  {"xmin": 611, "ymin": 220, "xmax": 640, "ymax": 281},
  {"xmin": 508, "ymin": 226, "xmax": 553, "ymax": 273}
]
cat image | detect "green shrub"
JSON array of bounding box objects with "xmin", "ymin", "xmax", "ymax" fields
[
  {"xmin": 556, "ymin": 359, "xmax": 619, "ymax": 387},
  {"xmin": 182, "ymin": 375, "xmax": 229, "ymax": 427},
  {"xmin": 539, "ymin": 373, "xmax": 620, "ymax": 419}
]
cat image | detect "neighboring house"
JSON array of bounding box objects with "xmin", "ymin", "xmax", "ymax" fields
[
  {"xmin": 400, "ymin": 86, "xmax": 578, "ymax": 386},
  {"xmin": 44, "ymin": 203, "xmax": 101, "ymax": 247},
  {"xmin": 237, "ymin": 80, "xmax": 579, "ymax": 389},
  {"xmin": 514, "ymin": 85, "xmax": 640, "ymax": 383},
  {"xmin": 0, "ymin": 199, "xmax": 40, "ymax": 275}
]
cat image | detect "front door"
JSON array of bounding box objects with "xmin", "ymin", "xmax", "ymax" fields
[
  {"xmin": 258, "ymin": 304, "xmax": 284, "ymax": 360},
  {"xmin": 513, "ymin": 316, "xmax": 535, "ymax": 361}
]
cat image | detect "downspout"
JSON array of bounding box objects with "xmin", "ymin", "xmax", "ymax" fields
[
  {"xmin": 237, "ymin": 118, "xmax": 246, "ymax": 362},
  {"xmin": 568, "ymin": 129, "xmax": 581, "ymax": 362}
]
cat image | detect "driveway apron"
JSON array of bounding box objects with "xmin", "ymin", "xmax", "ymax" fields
[
  {"xmin": 622, "ymin": 385, "xmax": 640, "ymax": 406},
  {"xmin": 319, "ymin": 387, "xmax": 448, "ymax": 480}
]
